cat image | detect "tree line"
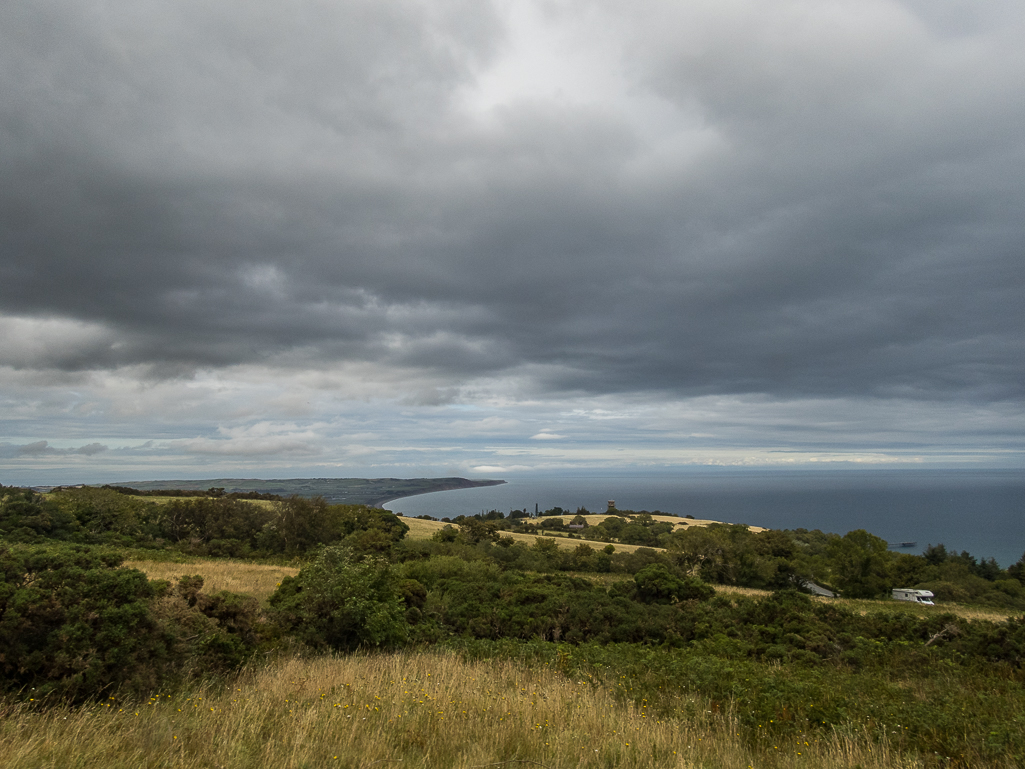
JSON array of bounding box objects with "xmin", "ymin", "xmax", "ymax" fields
[
  {"xmin": 0, "ymin": 484, "xmax": 406, "ymax": 557},
  {"xmin": 433, "ymin": 507, "xmax": 1025, "ymax": 609}
]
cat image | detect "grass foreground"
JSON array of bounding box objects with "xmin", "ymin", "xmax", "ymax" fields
[{"xmin": 0, "ymin": 649, "xmax": 932, "ymax": 769}]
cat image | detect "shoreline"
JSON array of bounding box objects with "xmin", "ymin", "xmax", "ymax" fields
[{"xmin": 367, "ymin": 479, "xmax": 506, "ymax": 508}]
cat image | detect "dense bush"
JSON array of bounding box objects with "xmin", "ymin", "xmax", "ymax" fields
[
  {"xmin": 450, "ymin": 633, "xmax": 1025, "ymax": 766},
  {"xmin": 269, "ymin": 546, "xmax": 408, "ymax": 651},
  {"xmin": 633, "ymin": 563, "xmax": 714, "ymax": 603},
  {"xmin": 0, "ymin": 543, "xmax": 273, "ymax": 702},
  {"xmin": 0, "ymin": 545, "xmax": 171, "ymax": 701},
  {"xmin": 150, "ymin": 574, "xmax": 271, "ymax": 672}
]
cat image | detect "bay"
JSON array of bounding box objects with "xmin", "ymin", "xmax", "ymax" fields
[{"xmin": 385, "ymin": 469, "xmax": 1025, "ymax": 567}]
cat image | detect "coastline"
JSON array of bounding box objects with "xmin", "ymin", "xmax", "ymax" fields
[
  {"xmin": 109, "ymin": 477, "xmax": 506, "ymax": 507},
  {"xmin": 367, "ymin": 479, "xmax": 506, "ymax": 507}
]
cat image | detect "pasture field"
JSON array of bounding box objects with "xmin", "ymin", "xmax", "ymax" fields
[
  {"xmin": 124, "ymin": 559, "xmax": 298, "ymax": 604},
  {"xmin": 400, "ymin": 516, "xmax": 667, "ymax": 553},
  {"xmin": 38, "ymin": 492, "xmax": 277, "ymax": 508},
  {"xmin": 711, "ymin": 584, "xmax": 1017, "ymax": 622},
  {"xmin": 398, "ymin": 513, "xmax": 764, "ymax": 553},
  {"xmin": 818, "ymin": 595, "xmax": 1015, "ymax": 622}
]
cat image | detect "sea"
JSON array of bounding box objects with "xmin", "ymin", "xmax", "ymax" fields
[{"xmin": 385, "ymin": 469, "xmax": 1025, "ymax": 568}]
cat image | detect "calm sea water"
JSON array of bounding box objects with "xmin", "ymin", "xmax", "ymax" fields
[{"xmin": 385, "ymin": 469, "xmax": 1025, "ymax": 567}]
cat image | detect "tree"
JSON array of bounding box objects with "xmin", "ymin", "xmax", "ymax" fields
[
  {"xmin": 458, "ymin": 517, "xmax": 500, "ymax": 544},
  {"xmin": 261, "ymin": 498, "xmax": 408, "ymax": 556},
  {"xmin": 264, "ymin": 496, "xmax": 333, "ymax": 554},
  {"xmin": 619, "ymin": 523, "xmax": 655, "ymax": 546},
  {"xmin": 667, "ymin": 525, "xmax": 743, "ymax": 584},
  {"xmin": 1008, "ymin": 553, "xmax": 1025, "ymax": 583},
  {"xmin": 633, "ymin": 564, "xmax": 713, "ymax": 604},
  {"xmin": 826, "ymin": 530, "xmax": 891, "ymax": 598},
  {"xmin": 597, "ymin": 516, "xmax": 626, "ymax": 540},
  {"xmin": 0, "ymin": 488, "xmax": 79, "ymax": 541},
  {"xmin": 48, "ymin": 487, "xmax": 154, "ymax": 542},
  {"xmin": 923, "ymin": 543, "xmax": 949, "ymax": 566}
]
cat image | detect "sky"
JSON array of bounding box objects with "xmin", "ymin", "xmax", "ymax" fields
[{"xmin": 2, "ymin": 0, "xmax": 1024, "ymax": 485}]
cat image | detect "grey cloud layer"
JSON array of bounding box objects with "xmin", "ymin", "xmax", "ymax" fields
[
  {"xmin": 0, "ymin": 440, "xmax": 108, "ymax": 457},
  {"xmin": 2, "ymin": 0, "xmax": 1023, "ymax": 406}
]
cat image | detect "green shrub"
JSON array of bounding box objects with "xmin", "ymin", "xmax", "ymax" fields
[
  {"xmin": 150, "ymin": 575, "xmax": 268, "ymax": 672},
  {"xmin": 0, "ymin": 544, "xmax": 172, "ymax": 701},
  {"xmin": 269, "ymin": 546, "xmax": 408, "ymax": 651},
  {"xmin": 633, "ymin": 563, "xmax": 714, "ymax": 603}
]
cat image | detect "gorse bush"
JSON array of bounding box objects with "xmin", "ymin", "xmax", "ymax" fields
[
  {"xmin": 150, "ymin": 573, "xmax": 272, "ymax": 672},
  {"xmin": 0, "ymin": 544, "xmax": 170, "ymax": 701},
  {"xmin": 0, "ymin": 544, "xmax": 274, "ymax": 702},
  {"xmin": 269, "ymin": 546, "xmax": 407, "ymax": 651},
  {"xmin": 633, "ymin": 563, "xmax": 714, "ymax": 603}
]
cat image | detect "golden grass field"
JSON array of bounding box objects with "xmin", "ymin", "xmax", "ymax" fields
[
  {"xmin": 711, "ymin": 584, "xmax": 1016, "ymax": 622},
  {"xmin": 398, "ymin": 513, "xmax": 764, "ymax": 555},
  {"xmin": 399, "ymin": 516, "xmax": 667, "ymax": 552},
  {"xmin": 0, "ymin": 650, "xmax": 934, "ymax": 769},
  {"xmin": 124, "ymin": 560, "xmax": 299, "ymax": 604}
]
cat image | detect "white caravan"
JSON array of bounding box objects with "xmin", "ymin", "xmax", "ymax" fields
[{"xmin": 892, "ymin": 588, "xmax": 935, "ymax": 605}]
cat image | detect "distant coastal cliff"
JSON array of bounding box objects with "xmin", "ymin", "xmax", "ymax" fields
[{"xmin": 116, "ymin": 477, "xmax": 506, "ymax": 507}]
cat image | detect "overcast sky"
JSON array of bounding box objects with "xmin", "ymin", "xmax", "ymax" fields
[{"xmin": 2, "ymin": 0, "xmax": 1024, "ymax": 484}]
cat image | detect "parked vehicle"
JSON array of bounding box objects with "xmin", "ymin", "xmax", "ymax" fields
[{"xmin": 892, "ymin": 588, "xmax": 935, "ymax": 605}]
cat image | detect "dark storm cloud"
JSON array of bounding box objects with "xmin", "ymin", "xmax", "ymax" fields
[{"xmin": 2, "ymin": 0, "xmax": 1023, "ymax": 406}]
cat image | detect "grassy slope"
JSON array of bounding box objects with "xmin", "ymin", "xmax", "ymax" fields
[
  {"xmin": 29, "ymin": 551, "xmax": 1021, "ymax": 768},
  {"xmin": 0, "ymin": 650, "xmax": 931, "ymax": 769}
]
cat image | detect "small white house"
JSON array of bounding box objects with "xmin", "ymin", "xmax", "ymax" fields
[{"xmin": 892, "ymin": 588, "xmax": 935, "ymax": 605}]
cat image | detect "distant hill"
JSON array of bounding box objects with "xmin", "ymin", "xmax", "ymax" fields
[{"xmin": 116, "ymin": 477, "xmax": 505, "ymax": 507}]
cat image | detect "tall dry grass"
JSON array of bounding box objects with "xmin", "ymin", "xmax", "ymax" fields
[
  {"xmin": 0, "ymin": 650, "xmax": 942, "ymax": 769},
  {"xmin": 822, "ymin": 595, "xmax": 1016, "ymax": 622},
  {"xmin": 125, "ymin": 560, "xmax": 298, "ymax": 604}
]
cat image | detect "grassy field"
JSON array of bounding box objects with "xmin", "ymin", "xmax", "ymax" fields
[
  {"xmin": 124, "ymin": 559, "xmax": 299, "ymax": 604},
  {"xmin": 707, "ymin": 585, "xmax": 1016, "ymax": 621},
  {"xmin": 818, "ymin": 594, "xmax": 1015, "ymax": 622},
  {"xmin": 0, "ymin": 650, "xmax": 938, "ymax": 769},
  {"xmin": 398, "ymin": 514, "xmax": 764, "ymax": 554},
  {"xmin": 400, "ymin": 516, "xmax": 667, "ymax": 553}
]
